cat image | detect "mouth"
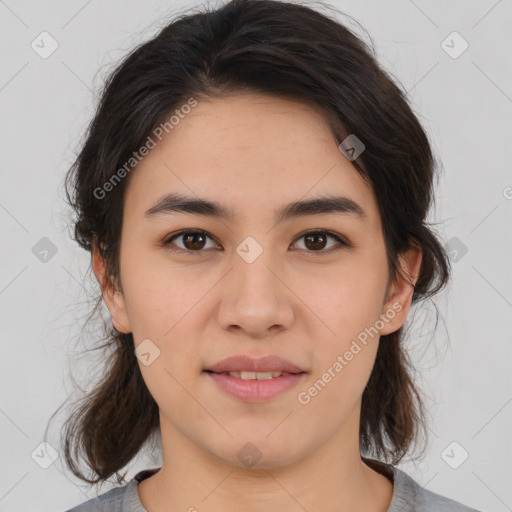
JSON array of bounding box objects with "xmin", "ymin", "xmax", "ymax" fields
[
  {"xmin": 204, "ymin": 370, "xmax": 305, "ymax": 380},
  {"xmin": 203, "ymin": 354, "xmax": 307, "ymax": 402},
  {"xmin": 204, "ymin": 370, "xmax": 306, "ymax": 402}
]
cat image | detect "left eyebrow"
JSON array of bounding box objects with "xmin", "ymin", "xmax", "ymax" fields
[{"xmin": 144, "ymin": 192, "xmax": 367, "ymax": 222}]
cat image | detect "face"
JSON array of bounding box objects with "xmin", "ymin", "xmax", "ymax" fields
[{"xmin": 93, "ymin": 92, "xmax": 420, "ymax": 469}]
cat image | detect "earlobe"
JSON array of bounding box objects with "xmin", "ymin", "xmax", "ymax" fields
[
  {"xmin": 379, "ymin": 243, "xmax": 422, "ymax": 336},
  {"xmin": 91, "ymin": 239, "xmax": 132, "ymax": 334},
  {"xmin": 109, "ymin": 290, "xmax": 132, "ymax": 334}
]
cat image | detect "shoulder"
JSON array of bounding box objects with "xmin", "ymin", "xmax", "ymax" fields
[
  {"xmin": 391, "ymin": 466, "xmax": 483, "ymax": 512},
  {"xmin": 64, "ymin": 483, "xmax": 131, "ymax": 512},
  {"xmin": 63, "ymin": 469, "xmax": 160, "ymax": 512}
]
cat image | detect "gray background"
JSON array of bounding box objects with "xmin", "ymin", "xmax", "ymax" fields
[{"xmin": 1, "ymin": 0, "xmax": 511, "ymax": 510}]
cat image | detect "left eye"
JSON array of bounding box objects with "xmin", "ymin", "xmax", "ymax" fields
[
  {"xmin": 291, "ymin": 230, "xmax": 347, "ymax": 253},
  {"xmin": 162, "ymin": 229, "xmax": 348, "ymax": 254}
]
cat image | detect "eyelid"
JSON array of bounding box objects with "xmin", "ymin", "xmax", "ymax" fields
[
  {"xmin": 163, "ymin": 229, "xmax": 221, "ymax": 252},
  {"xmin": 290, "ymin": 229, "xmax": 350, "ymax": 254},
  {"xmin": 162, "ymin": 228, "xmax": 350, "ymax": 254}
]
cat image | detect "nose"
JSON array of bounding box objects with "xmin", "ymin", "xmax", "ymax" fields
[{"xmin": 216, "ymin": 244, "xmax": 295, "ymax": 338}]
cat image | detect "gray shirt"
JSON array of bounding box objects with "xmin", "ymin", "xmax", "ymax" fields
[{"xmin": 65, "ymin": 461, "xmax": 482, "ymax": 511}]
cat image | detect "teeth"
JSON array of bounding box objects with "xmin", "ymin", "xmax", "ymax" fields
[{"xmin": 227, "ymin": 371, "xmax": 286, "ymax": 380}]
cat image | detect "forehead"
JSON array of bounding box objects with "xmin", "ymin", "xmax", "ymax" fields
[{"xmin": 123, "ymin": 92, "xmax": 380, "ymax": 228}]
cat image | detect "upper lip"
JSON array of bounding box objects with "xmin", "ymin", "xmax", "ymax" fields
[{"xmin": 205, "ymin": 355, "xmax": 305, "ymax": 374}]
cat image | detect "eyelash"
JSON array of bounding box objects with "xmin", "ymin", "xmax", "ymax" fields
[{"xmin": 162, "ymin": 229, "xmax": 350, "ymax": 256}]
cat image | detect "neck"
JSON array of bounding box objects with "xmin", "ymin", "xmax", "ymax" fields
[{"xmin": 137, "ymin": 409, "xmax": 394, "ymax": 512}]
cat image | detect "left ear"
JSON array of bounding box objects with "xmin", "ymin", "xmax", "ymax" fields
[{"xmin": 379, "ymin": 242, "xmax": 422, "ymax": 336}]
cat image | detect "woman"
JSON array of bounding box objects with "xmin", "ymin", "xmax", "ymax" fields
[{"xmin": 58, "ymin": 0, "xmax": 481, "ymax": 510}]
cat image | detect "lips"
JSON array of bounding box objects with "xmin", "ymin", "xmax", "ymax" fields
[
  {"xmin": 205, "ymin": 368, "xmax": 306, "ymax": 402},
  {"xmin": 204, "ymin": 355, "xmax": 307, "ymax": 400},
  {"xmin": 204, "ymin": 354, "xmax": 305, "ymax": 375}
]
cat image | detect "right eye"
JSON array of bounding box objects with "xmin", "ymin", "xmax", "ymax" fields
[{"xmin": 162, "ymin": 229, "xmax": 221, "ymax": 254}]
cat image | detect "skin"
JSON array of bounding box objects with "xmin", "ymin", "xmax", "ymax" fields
[{"xmin": 92, "ymin": 92, "xmax": 422, "ymax": 512}]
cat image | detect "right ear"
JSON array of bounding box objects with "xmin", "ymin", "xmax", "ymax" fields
[{"xmin": 91, "ymin": 238, "xmax": 132, "ymax": 334}]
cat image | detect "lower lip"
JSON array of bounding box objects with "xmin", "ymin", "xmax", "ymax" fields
[{"xmin": 205, "ymin": 371, "xmax": 306, "ymax": 402}]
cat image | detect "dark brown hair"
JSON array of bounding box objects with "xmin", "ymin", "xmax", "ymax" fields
[{"xmin": 54, "ymin": 0, "xmax": 450, "ymax": 485}]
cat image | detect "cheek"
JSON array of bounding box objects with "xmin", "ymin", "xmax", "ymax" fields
[
  {"xmin": 297, "ymin": 280, "xmax": 383, "ymax": 421},
  {"xmin": 300, "ymin": 262, "xmax": 387, "ymax": 387},
  {"xmin": 120, "ymin": 255, "xmax": 207, "ymax": 339},
  {"xmin": 304, "ymin": 263, "xmax": 387, "ymax": 338},
  {"xmin": 120, "ymin": 257, "xmax": 210, "ymax": 386}
]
